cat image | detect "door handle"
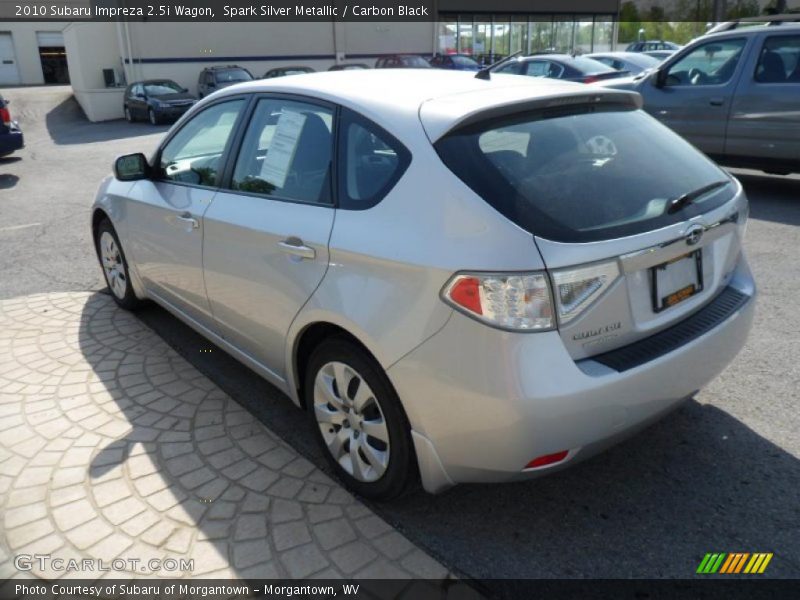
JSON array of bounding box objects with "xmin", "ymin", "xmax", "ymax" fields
[
  {"xmin": 709, "ymin": 97, "xmax": 725, "ymax": 107},
  {"xmin": 175, "ymin": 212, "xmax": 199, "ymax": 229},
  {"xmin": 277, "ymin": 237, "xmax": 316, "ymax": 260}
]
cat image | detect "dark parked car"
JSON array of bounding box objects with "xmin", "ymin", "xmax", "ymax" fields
[
  {"xmin": 429, "ymin": 53, "xmax": 481, "ymax": 71},
  {"xmin": 0, "ymin": 95, "xmax": 24, "ymax": 157},
  {"xmin": 642, "ymin": 50, "xmax": 676, "ymax": 61},
  {"xmin": 491, "ymin": 54, "xmax": 629, "ymax": 84},
  {"xmin": 374, "ymin": 55, "xmax": 432, "ymax": 69},
  {"xmin": 123, "ymin": 80, "xmax": 197, "ymax": 125},
  {"xmin": 586, "ymin": 51, "xmax": 662, "ymax": 75},
  {"xmin": 263, "ymin": 66, "xmax": 315, "ymax": 78},
  {"xmin": 328, "ymin": 63, "xmax": 369, "ymax": 71},
  {"xmin": 626, "ymin": 40, "xmax": 682, "ymax": 52},
  {"xmin": 197, "ymin": 66, "xmax": 254, "ymax": 97}
]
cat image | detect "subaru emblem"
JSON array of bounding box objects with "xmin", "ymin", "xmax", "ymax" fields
[{"xmin": 685, "ymin": 225, "xmax": 704, "ymax": 246}]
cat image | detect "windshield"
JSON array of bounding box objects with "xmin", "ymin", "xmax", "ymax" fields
[
  {"xmin": 215, "ymin": 69, "xmax": 252, "ymax": 83},
  {"xmin": 435, "ymin": 106, "xmax": 735, "ymax": 242},
  {"xmin": 144, "ymin": 81, "xmax": 184, "ymax": 95},
  {"xmin": 401, "ymin": 56, "xmax": 432, "ymax": 68}
]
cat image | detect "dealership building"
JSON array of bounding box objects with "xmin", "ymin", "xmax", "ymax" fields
[{"xmin": 1, "ymin": 0, "xmax": 621, "ymax": 121}]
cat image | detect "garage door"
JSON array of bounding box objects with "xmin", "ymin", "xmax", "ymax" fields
[
  {"xmin": 36, "ymin": 32, "xmax": 64, "ymax": 47},
  {"xmin": 0, "ymin": 33, "xmax": 21, "ymax": 85}
]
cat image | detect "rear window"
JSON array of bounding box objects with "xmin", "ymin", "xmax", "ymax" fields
[
  {"xmin": 215, "ymin": 69, "xmax": 252, "ymax": 83},
  {"xmin": 569, "ymin": 56, "xmax": 616, "ymax": 74},
  {"xmin": 435, "ymin": 106, "xmax": 735, "ymax": 243}
]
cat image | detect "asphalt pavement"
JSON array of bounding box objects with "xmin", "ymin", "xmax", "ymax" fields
[{"xmin": 1, "ymin": 86, "xmax": 798, "ymax": 585}]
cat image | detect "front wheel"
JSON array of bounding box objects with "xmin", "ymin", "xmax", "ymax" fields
[
  {"xmin": 148, "ymin": 108, "xmax": 159, "ymax": 125},
  {"xmin": 124, "ymin": 106, "xmax": 133, "ymax": 122},
  {"xmin": 305, "ymin": 338, "xmax": 415, "ymax": 500},
  {"xmin": 96, "ymin": 219, "xmax": 141, "ymax": 310}
]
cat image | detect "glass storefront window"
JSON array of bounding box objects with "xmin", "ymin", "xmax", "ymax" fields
[
  {"xmin": 530, "ymin": 18, "xmax": 554, "ymax": 53},
  {"xmin": 493, "ymin": 17, "xmax": 511, "ymax": 59},
  {"xmin": 437, "ymin": 14, "xmax": 616, "ymax": 57},
  {"xmin": 475, "ymin": 21, "xmax": 492, "ymax": 64},
  {"xmin": 458, "ymin": 17, "xmax": 474, "ymax": 55},
  {"xmin": 510, "ymin": 18, "xmax": 527, "ymax": 54},
  {"xmin": 593, "ymin": 17, "xmax": 615, "ymax": 53},
  {"xmin": 440, "ymin": 18, "xmax": 458, "ymax": 55},
  {"xmin": 574, "ymin": 17, "xmax": 594, "ymax": 53},
  {"xmin": 553, "ymin": 18, "xmax": 575, "ymax": 53}
]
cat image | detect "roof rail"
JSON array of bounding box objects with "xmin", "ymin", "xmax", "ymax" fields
[{"xmin": 706, "ymin": 13, "xmax": 800, "ymax": 34}]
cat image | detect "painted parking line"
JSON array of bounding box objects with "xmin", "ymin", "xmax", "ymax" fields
[{"xmin": 0, "ymin": 223, "xmax": 41, "ymax": 233}]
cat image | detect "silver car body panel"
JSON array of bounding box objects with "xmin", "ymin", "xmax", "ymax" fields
[{"xmin": 92, "ymin": 70, "xmax": 756, "ymax": 493}]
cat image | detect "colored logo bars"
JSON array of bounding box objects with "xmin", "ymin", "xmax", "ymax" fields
[{"xmin": 697, "ymin": 553, "xmax": 773, "ymax": 574}]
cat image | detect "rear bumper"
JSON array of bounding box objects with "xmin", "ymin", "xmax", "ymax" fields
[
  {"xmin": 0, "ymin": 123, "xmax": 24, "ymax": 155},
  {"xmin": 389, "ymin": 258, "xmax": 756, "ymax": 493}
]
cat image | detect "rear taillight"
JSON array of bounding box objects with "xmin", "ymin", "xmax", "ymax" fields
[
  {"xmin": 582, "ymin": 76, "xmax": 599, "ymax": 84},
  {"xmin": 442, "ymin": 272, "xmax": 554, "ymax": 331},
  {"xmin": 551, "ymin": 260, "xmax": 620, "ymax": 325},
  {"xmin": 0, "ymin": 107, "xmax": 10, "ymax": 127}
]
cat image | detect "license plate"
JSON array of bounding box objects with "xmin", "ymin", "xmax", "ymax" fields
[{"xmin": 651, "ymin": 250, "xmax": 704, "ymax": 313}]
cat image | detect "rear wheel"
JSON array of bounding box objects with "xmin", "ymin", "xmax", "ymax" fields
[
  {"xmin": 305, "ymin": 338, "xmax": 414, "ymax": 500},
  {"xmin": 96, "ymin": 219, "xmax": 141, "ymax": 310}
]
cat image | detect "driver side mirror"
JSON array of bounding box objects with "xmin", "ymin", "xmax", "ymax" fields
[
  {"xmin": 114, "ymin": 153, "xmax": 150, "ymax": 181},
  {"xmin": 654, "ymin": 68, "xmax": 668, "ymax": 88}
]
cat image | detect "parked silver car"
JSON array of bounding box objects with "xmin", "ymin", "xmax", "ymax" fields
[
  {"xmin": 598, "ymin": 20, "xmax": 800, "ymax": 174},
  {"xmin": 92, "ymin": 70, "xmax": 755, "ymax": 499}
]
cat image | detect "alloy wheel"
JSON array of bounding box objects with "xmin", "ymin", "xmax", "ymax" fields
[
  {"xmin": 99, "ymin": 231, "xmax": 128, "ymax": 300},
  {"xmin": 148, "ymin": 109, "xmax": 157, "ymax": 125},
  {"xmin": 313, "ymin": 361, "xmax": 390, "ymax": 482}
]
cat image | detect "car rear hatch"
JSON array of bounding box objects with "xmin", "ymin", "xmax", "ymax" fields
[{"xmin": 429, "ymin": 92, "xmax": 748, "ymax": 360}]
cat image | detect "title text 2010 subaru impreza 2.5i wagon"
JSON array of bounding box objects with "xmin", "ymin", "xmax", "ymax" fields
[{"xmin": 92, "ymin": 70, "xmax": 756, "ymax": 499}]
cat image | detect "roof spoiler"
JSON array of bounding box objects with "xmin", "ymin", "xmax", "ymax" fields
[{"xmin": 422, "ymin": 89, "xmax": 643, "ymax": 142}]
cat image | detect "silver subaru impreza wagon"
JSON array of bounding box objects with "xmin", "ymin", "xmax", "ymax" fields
[{"xmin": 92, "ymin": 70, "xmax": 755, "ymax": 499}]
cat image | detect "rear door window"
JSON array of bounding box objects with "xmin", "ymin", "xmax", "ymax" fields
[
  {"xmin": 755, "ymin": 35, "xmax": 800, "ymax": 83},
  {"xmin": 435, "ymin": 106, "xmax": 735, "ymax": 242},
  {"xmin": 230, "ymin": 98, "xmax": 334, "ymax": 205}
]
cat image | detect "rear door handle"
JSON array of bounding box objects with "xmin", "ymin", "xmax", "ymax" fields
[
  {"xmin": 278, "ymin": 237, "xmax": 316, "ymax": 260},
  {"xmin": 709, "ymin": 97, "xmax": 725, "ymax": 107},
  {"xmin": 175, "ymin": 212, "xmax": 199, "ymax": 229}
]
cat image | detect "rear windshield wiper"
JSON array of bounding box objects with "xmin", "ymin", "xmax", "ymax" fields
[{"xmin": 666, "ymin": 180, "xmax": 730, "ymax": 215}]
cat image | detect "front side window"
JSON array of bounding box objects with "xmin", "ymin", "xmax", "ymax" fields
[
  {"xmin": 337, "ymin": 109, "xmax": 411, "ymax": 210},
  {"xmin": 158, "ymin": 99, "xmax": 244, "ymax": 187},
  {"xmin": 665, "ymin": 38, "xmax": 746, "ymax": 86},
  {"xmin": 436, "ymin": 106, "xmax": 735, "ymax": 243},
  {"xmin": 231, "ymin": 98, "xmax": 334, "ymax": 205},
  {"xmin": 755, "ymin": 35, "xmax": 800, "ymax": 83}
]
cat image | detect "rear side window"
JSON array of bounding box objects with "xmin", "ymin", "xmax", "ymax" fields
[
  {"xmin": 337, "ymin": 109, "xmax": 410, "ymax": 210},
  {"xmin": 755, "ymin": 35, "xmax": 800, "ymax": 83},
  {"xmin": 435, "ymin": 106, "xmax": 735, "ymax": 243}
]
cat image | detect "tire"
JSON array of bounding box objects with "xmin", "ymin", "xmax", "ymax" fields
[
  {"xmin": 124, "ymin": 106, "xmax": 133, "ymax": 122},
  {"xmin": 95, "ymin": 219, "xmax": 141, "ymax": 310},
  {"xmin": 305, "ymin": 337, "xmax": 415, "ymax": 500},
  {"xmin": 148, "ymin": 108, "xmax": 159, "ymax": 125}
]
